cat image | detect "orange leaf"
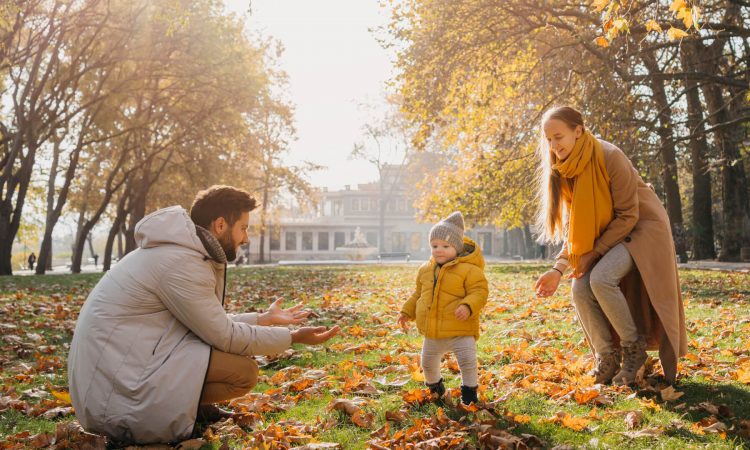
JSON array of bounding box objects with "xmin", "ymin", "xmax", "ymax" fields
[{"xmin": 595, "ymin": 36, "xmax": 610, "ymax": 47}]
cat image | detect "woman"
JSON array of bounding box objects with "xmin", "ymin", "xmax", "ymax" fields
[{"xmin": 534, "ymin": 106, "xmax": 687, "ymax": 385}]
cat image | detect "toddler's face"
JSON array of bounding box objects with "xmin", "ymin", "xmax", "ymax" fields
[{"xmin": 430, "ymin": 239, "xmax": 458, "ymax": 264}]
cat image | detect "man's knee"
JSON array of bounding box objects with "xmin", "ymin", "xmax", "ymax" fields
[{"xmin": 237, "ymin": 358, "xmax": 258, "ymax": 390}]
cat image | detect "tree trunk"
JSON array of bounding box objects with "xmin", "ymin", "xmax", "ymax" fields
[
  {"xmin": 642, "ymin": 51, "xmax": 689, "ymax": 263},
  {"xmin": 681, "ymin": 41, "xmax": 716, "ymax": 260},
  {"xmin": 697, "ymin": 44, "xmax": 750, "ymax": 260}
]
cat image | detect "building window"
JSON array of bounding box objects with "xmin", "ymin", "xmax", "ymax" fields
[
  {"xmin": 352, "ymin": 198, "xmax": 360, "ymax": 211},
  {"xmin": 318, "ymin": 232, "xmax": 329, "ymax": 250},
  {"xmin": 361, "ymin": 198, "xmax": 370, "ymax": 211},
  {"xmin": 366, "ymin": 231, "xmax": 378, "ymax": 247},
  {"xmin": 334, "ymin": 231, "xmax": 346, "ymax": 249},
  {"xmin": 333, "ymin": 200, "xmax": 343, "ymax": 216},
  {"xmin": 269, "ymin": 227, "xmax": 280, "ymax": 251},
  {"xmin": 478, "ymin": 232, "xmax": 493, "ymax": 255},
  {"xmin": 397, "ymin": 199, "xmax": 406, "ymax": 211},
  {"xmin": 410, "ymin": 232, "xmax": 422, "ymax": 251},
  {"xmin": 387, "ymin": 199, "xmax": 396, "ymax": 212},
  {"xmin": 285, "ymin": 232, "xmax": 297, "ymax": 251},
  {"xmin": 391, "ymin": 232, "xmax": 406, "ymax": 252},
  {"xmin": 371, "ymin": 199, "xmax": 379, "ymax": 211},
  {"xmin": 302, "ymin": 232, "xmax": 313, "ymax": 251}
]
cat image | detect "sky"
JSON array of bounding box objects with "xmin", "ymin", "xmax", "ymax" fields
[{"xmin": 224, "ymin": 0, "xmax": 397, "ymax": 190}]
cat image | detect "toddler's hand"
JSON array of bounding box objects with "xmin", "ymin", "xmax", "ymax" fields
[
  {"xmin": 454, "ymin": 304, "xmax": 470, "ymax": 321},
  {"xmin": 397, "ymin": 313, "xmax": 411, "ymax": 331}
]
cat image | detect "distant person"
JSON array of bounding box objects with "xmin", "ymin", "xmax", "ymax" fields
[
  {"xmin": 68, "ymin": 186, "xmax": 340, "ymax": 444},
  {"xmin": 397, "ymin": 211, "xmax": 489, "ymax": 405},
  {"xmin": 27, "ymin": 252, "xmax": 36, "ymax": 271},
  {"xmin": 93, "ymin": 254, "xmax": 99, "ymax": 268}
]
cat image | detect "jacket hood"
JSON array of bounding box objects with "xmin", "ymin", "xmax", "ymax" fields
[
  {"xmin": 432, "ymin": 236, "xmax": 485, "ymax": 269},
  {"xmin": 134, "ymin": 205, "xmax": 212, "ymax": 259}
]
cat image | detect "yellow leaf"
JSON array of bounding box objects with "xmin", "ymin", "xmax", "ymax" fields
[
  {"xmin": 735, "ymin": 363, "xmax": 750, "ymax": 383},
  {"xmin": 678, "ymin": 8, "xmax": 694, "ymax": 29},
  {"xmin": 692, "ymin": 6, "xmax": 701, "ymax": 29},
  {"xmin": 411, "ymin": 368, "xmax": 425, "ymax": 382},
  {"xmin": 595, "ymin": 36, "xmax": 610, "ymax": 47},
  {"xmin": 592, "ymin": 0, "xmax": 610, "ymax": 12},
  {"xmin": 670, "ymin": 0, "xmax": 687, "ymax": 12},
  {"xmin": 613, "ymin": 18, "xmax": 628, "ymax": 31},
  {"xmin": 646, "ymin": 20, "xmax": 663, "ymax": 33},
  {"xmin": 667, "ymin": 27, "xmax": 689, "ymax": 40},
  {"xmin": 51, "ymin": 390, "xmax": 71, "ymax": 405}
]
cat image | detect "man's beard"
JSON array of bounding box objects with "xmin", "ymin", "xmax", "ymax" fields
[{"xmin": 218, "ymin": 231, "xmax": 237, "ymax": 262}]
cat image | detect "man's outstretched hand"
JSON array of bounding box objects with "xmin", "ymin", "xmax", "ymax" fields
[
  {"xmin": 291, "ymin": 326, "xmax": 340, "ymax": 345},
  {"xmin": 258, "ymin": 298, "xmax": 311, "ymax": 326}
]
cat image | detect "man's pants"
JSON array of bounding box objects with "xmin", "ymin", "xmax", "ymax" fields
[
  {"xmin": 199, "ymin": 349, "xmax": 259, "ymax": 404},
  {"xmin": 571, "ymin": 243, "xmax": 639, "ymax": 357}
]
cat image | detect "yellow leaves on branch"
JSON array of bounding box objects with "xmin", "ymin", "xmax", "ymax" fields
[
  {"xmin": 645, "ymin": 20, "xmax": 662, "ymax": 33},
  {"xmin": 594, "ymin": 0, "xmax": 700, "ymax": 42}
]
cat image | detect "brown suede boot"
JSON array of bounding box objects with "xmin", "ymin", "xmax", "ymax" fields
[
  {"xmin": 587, "ymin": 350, "xmax": 621, "ymax": 384},
  {"xmin": 612, "ymin": 337, "xmax": 648, "ymax": 386}
]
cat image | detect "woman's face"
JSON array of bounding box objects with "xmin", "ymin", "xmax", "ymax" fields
[{"xmin": 543, "ymin": 118, "xmax": 583, "ymax": 161}]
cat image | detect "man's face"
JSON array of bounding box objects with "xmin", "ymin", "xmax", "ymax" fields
[{"xmin": 214, "ymin": 212, "xmax": 250, "ymax": 262}]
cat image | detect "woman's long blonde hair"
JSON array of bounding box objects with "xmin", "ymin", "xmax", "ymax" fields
[{"xmin": 535, "ymin": 106, "xmax": 585, "ymax": 244}]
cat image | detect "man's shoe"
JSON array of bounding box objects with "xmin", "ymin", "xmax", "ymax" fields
[{"xmin": 197, "ymin": 404, "xmax": 235, "ymax": 423}]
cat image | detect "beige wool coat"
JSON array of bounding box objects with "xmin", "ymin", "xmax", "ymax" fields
[
  {"xmin": 68, "ymin": 206, "xmax": 292, "ymax": 444},
  {"xmin": 557, "ymin": 140, "xmax": 689, "ymax": 383}
]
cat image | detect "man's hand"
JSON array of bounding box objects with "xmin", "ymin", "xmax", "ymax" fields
[
  {"xmin": 290, "ymin": 326, "xmax": 340, "ymax": 345},
  {"xmin": 397, "ymin": 313, "xmax": 411, "ymax": 331},
  {"xmin": 257, "ymin": 298, "xmax": 311, "ymax": 326},
  {"xmin": 535, "ymin": 269, "xmax": 562, "ymax": 297},
  {"xmin": 454, "ymin": 304, "xmax": 470, "ymax": 321},
  {"xmin": 570, "ymin": 251, "xmax": 598, "ymax": 279}
]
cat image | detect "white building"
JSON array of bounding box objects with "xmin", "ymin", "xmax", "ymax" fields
[{"xmin": 246, "ymin": 166, "xmax": 526, "ymax": 262}]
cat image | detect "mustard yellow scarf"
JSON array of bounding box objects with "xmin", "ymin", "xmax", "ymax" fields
[{"xmin": 552, "ymin": 131, "xmax": 614, "ymax": 270}]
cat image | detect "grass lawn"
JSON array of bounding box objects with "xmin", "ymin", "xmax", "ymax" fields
[{"xmin": 1, "ymin": 264, "xmax": 749, "ymax": 449}]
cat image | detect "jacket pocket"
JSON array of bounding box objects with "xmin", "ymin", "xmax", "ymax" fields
[{"xmin": 151, "ymin": 317, "xmax": 176, "ymax": 355}]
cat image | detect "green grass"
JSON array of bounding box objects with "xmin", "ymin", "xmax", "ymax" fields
[{"xmin": 0, "ymin": 265, "xmax": 749, "ymax": 448}]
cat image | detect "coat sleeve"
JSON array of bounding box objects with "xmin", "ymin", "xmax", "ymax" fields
[
  {"xmin": 594, "ymin": 148, "xmax": 640, "ymax": 256},
  {"xmin": 459, "ymin": 266, "xmax": 488, "ymax": 319},
  {"xmin": 229, "ymin": 312, "xmax": 259, "ymax": 325},
  {"xmin": 400, "ymin": 267, "xmax": 424, "ymax": 319},
  {"xmin": 156, "ymin": 263, "xmax": 291, "ymax": 356}
]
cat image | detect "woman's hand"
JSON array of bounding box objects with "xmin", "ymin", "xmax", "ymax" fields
[
  {"xmin": 257, "ymin": 298, "xmax": 311, "ymax": 326},
  {"xmin": 454, "ymin": 304, "xmax": 471, "ymax": 321},
  {"xmin": 397, "ymin": 313, "xmax": 411, "ymax": 331},
  {"xmin": 570, "ymin": 251, "xmax": 598, "ymax": 279},
  {"xmin": 535, "ymin": 269, "xmax": 562, "ymax": 297}
]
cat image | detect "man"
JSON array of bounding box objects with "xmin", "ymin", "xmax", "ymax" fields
[
  {"xmin": 68, "ymin": 186, "xmax": 339, "ymax": 444},
  {"xmin": 27, "ymin": 252, "xmax": 36, "ymax": 271}
]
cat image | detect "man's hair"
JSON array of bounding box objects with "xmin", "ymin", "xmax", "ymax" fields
[{"xmin": 190, "ymin": 185, "xmax": 257, "ymax": 229}]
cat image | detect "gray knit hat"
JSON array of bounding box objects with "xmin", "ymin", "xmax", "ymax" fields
[{"xmin": 429, "ymin": 211, "xmax": 465, "ymax": 253}]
